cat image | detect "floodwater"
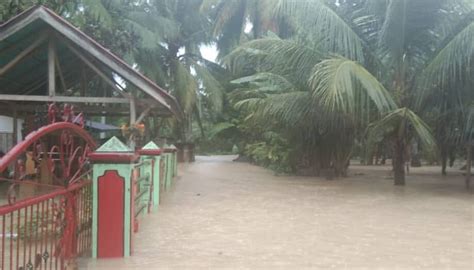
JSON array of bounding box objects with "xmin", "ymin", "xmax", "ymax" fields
[{"xmin": 80, "ymin": 156, "xmax": 473, "ymax": 269}]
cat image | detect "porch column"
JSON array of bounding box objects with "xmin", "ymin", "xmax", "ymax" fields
[{"xmin": 48, "ymin": 39, "xmax": 56, "ymax": 97}]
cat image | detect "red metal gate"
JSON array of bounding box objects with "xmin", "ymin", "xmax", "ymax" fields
[
  {"xmin": 0, "ymin": 181, "xmax": 92, "ymax": 270},
  {"xmin": 0, "ymin": 104, "xmax": 96, "ymax": 269}
]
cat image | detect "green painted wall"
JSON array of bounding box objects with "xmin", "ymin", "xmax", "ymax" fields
[{"xmin": 92, "ymin": 163, "xmax": 133, "ymax": 258}]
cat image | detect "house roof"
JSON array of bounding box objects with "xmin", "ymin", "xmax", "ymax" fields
[{"xmin": 0, "ymin": 5, "xmax": 182, "ymax": 118}]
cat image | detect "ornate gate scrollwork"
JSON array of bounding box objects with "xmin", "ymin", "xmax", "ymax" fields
[{"xmin": 0, "ymin": 103, "xmax": 97, "ymax": 204}]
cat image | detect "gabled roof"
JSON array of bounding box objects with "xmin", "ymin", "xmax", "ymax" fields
[{"xmin": 0, "ymin": 5, "xmax": 182, "ymax": 118}]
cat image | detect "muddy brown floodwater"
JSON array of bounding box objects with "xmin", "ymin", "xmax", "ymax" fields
[{"xmin": 80, "ymin": 155, "xmax": 473, "ymax": 269}]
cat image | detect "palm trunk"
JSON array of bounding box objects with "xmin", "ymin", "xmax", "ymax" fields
[
  {"xmin": 178, "ymin": 114, "xmax": 193, "ymax": 142},
  {"xmin": 334, "ymin": 158, "xmax": 349, "ymax": 177},
  {"xmin": 466, "ymin": 145, "xmax": 472, "ymax": 189},
  {"xmin": 311, "ymin": 151, "xmax": 321, "ymax": 176},
  {"xmin": 393, "ymin": 139, "xmax": 406, "ymax": 185},
  {"xmin": 410, "ymin": 140, "xmax": 421, "ymax": 167},
  {"xmin": 441, "ymin": 146, "xmax": 448, "ymax": 176}
]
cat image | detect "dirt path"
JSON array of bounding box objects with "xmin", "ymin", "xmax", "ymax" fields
[{"xmin": 80, "ymin": 156, "xmax": 473, "ymax": 269}]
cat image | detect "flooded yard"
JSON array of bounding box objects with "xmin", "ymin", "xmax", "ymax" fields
[{"xmin": 80, "ymin": 156, "xmax": 473, "ymax": 269}]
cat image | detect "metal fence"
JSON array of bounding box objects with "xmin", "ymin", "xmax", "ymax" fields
[
  {"xmin": 0, "ymin": 180, "xmax": 92, "ymax": 270},
  {"xmin": 132, "ymin": 159, "xmax": 154, "ymax": 231}
]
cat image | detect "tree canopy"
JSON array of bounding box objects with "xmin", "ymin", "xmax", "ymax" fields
[{"xmin": 1, "ymin": 0, "xmax": 472, "ymax": 185}]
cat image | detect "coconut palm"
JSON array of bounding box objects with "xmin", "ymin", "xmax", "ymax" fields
[
  {"xmin": 282, "ymin": 0, "xmax": 473, "ymax": 185},
  {"xmin": 200, "ymin": 0, "xmax": 294, "ymax": 58},
  {"xmin": 224, "ymin": 0, "xmax": 473, "ymax": 185},
  {"xmin": 124, "ymin": 0, "xmax": 224, "ymax": 143},
  {"xmin": 224, "ymin": 37, "xmax": 392, "ymax": 176}
]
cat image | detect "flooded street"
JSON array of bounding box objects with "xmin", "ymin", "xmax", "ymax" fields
[{"xmin": 81, "ymin": 156, "xmax": 473, "ymax": 269}]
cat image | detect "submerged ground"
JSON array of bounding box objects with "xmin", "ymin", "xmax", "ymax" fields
[{"xmin": 81, "ymin": 155, "xmax": 473, "ymax": 269}]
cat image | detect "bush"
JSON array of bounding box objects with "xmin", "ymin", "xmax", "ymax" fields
[{"xmin": 244, "ymin": 133, "xmax": 293, "ymax": 174}]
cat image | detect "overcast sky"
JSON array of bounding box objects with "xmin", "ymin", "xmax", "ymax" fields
[{"xmin": 200, "ymin": 43, "xmax": 218, "ymax": 63}]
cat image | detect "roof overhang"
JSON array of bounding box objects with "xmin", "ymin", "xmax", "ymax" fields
[{"xmin": 0, "ymin": 5, "xmax": 183, "ymax": 119}]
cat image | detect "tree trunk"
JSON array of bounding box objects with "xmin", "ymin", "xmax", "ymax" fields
[
  {"xmin": 441, "ymin": 146, "xmax": 448, "ymax": 176},
  {"xmin": 411, "ymin": 157, "xmax": 421, "ymax": 166},
  {"xmin": 367, "ymin": 151, "xmax": 374, "ymax": 165},
  {"xmin": 333, "ymin": 159, "xmax": 344, "ymax": 178},
  {"xmin": 374, "ymin": 145, "xmax": 380, "ymax": 165},
  {"xmin": 311, "ymin": 151, "xmax": 321, "ymax": 176},
  {"xmin": 466, "ymin": 145, "xmax": 472, "ymax": 189},
  {"xmin": 393, "ymin": 139, "xmax": 406, "ymax": 185},
  {"xmin": 410, "ymin": 140, "xmax": 421, "ymax": 167},
  {"xmin": 178, "ymin": 114, "xmax": 193, "ymax": 143}
]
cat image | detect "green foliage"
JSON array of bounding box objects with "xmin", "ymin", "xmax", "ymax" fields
[
  {"xmin": 0, "ymin": 0, "xmax": 75, "ymax": 21},
  {"xmin": 244, "ymin": 133, "xmax": 293, "ymax": 174},
  {"xmin": 271, "ymin": 0, "xmax": 366, "ymax": 62},
  {"xmin": 208, "ymin": 122, "xmax": 237, "ymax": 139},
  {"xmin": 419, "ymin": 14, "xmax": 474, "ymax": 93},
  {"xmin": 124, "ymin": 0, "xmax": 225, "ymax": 143},
  {"xmin": 309, "ymin": 57, "xmax": 397, "ymax": 116},
  {"xmin": 367, "ymin": 107, "xmax": 437, "ymax": 151},
  {"xmin": 1, "ymin": 0, "xmax": 473, "ymax": 179},
  {"xmin": 212, "ymin": 0, "xmax": 473, "ymax": 181},
  {"xmin": 225, "ymin": 37, "xmax": 355, "ymax": 176}
]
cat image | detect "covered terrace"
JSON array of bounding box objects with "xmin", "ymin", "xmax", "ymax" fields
[{"xmin": 0, "ymin": 5, "xmax": 181, "ymax": 146}]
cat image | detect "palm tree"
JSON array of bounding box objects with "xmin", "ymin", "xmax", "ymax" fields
[
  {"xmin": 224, "ymin": 37, "xmax": 396, "ymax": 177},
  {"xmin": 200, "ymin": 0, "xmax": 293, "ymax": 58},
  {"xmin": 124, "ymin": 0, "xmax": 224, "ymax": 144},
  {"xmin": 224, "ymin": 0, "xmax": 473, "ymax": 185}
]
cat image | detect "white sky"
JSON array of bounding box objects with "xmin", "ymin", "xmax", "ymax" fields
[
  {"xmin": 199, "ymin": 19, "xmax": 252, "ymax": 63},
  {"xmin": 200, "ymin": 43, "xmax": 219, "ymax": 63}
]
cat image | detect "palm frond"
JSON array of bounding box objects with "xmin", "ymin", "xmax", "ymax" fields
[
  {"xmin": 125, "ymin": 19, "xmax": 161, "ymax": 49},
  {"xmin": 419, "ymin": 13, "xmax": 474, "ymax": 89},
  {"xmin": 273, "ymin": 0, "xmax": 366, "ymax": 62},
  {"xmin": 377, "ymin": 0, "xmax": 449, "ymax": 65},
  {"xmin": 309, "ymin": 57, "xmax": 397, "ymax": 116},
  {"xmin": 171, "ymin": 59, "xmax": 198, "ymax": 114},
  {"xmin": 81, "ymin": 0, "xmax": 113, "ymax": 27},
  {"xmin": 192, "ymin": 62, "xmax": 224, "ymax": 113},
  {"xmin": 231, "ymin": 72, "xmax": 296, "ymax": 94},
  {"xmin": 368, "ymin": 108, "xmax": 437, "ymax": 150},
  {"xmin": 234, "ymin": 97, "xmax": 264, "ymax": 112},
  {"xmin": 224, "ymin": 38, "xmax": 322, "ymax": 84},
  {"xmin": 464, "ymin": 104, "xmax": 474, "ymax": 143},
  {"xmin": 126, "ymin": 10, "xmax": 181, "ymax": 42},
  {"xmin": 208, "ymin": 122, "xmax": 237, "ymax": 139},
  {"xmin": 211, "ymin": 0, "xmax": 245, "ymax": 37},
  {"xmin": 199, "ymin": 0, "xmax": 220, "ymax": 13},
  {"xmin": 251, "ymin": 92, "xmax": 315, "ymax": 128}
]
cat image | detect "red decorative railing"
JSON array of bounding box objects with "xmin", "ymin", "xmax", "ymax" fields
[
  {"xmin": 0, "ymin": 180, "xmax": 92, "ymax": 270},
  {"xmin": 0, "ymin": 103, "xmax": 96, "ymax": 269}
]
